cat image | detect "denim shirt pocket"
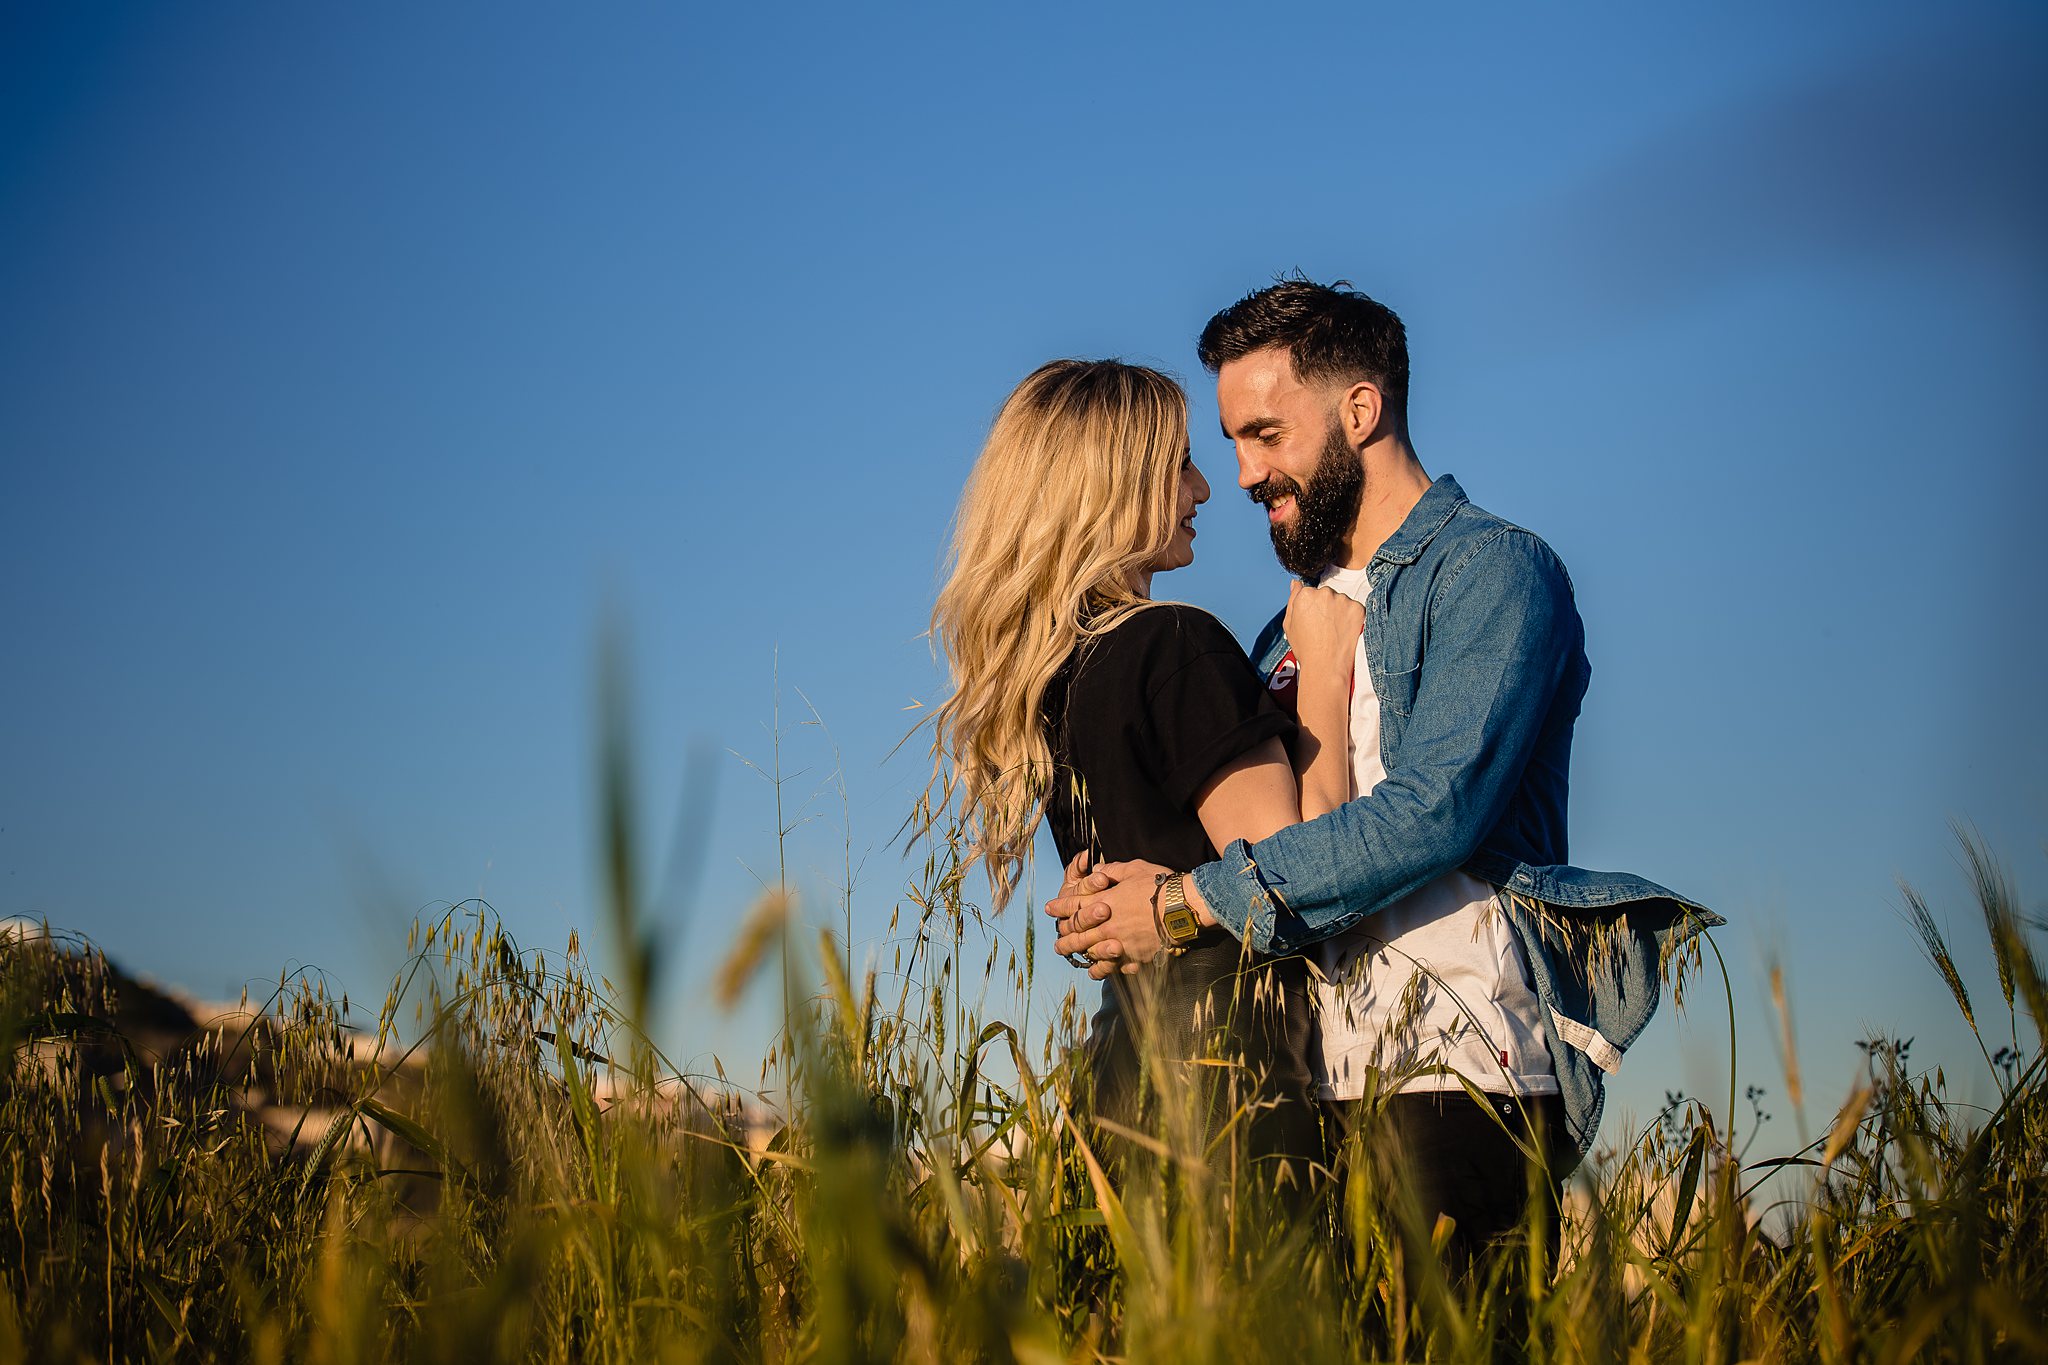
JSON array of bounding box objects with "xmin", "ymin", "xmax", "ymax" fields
[
  {"xmin": 1375, "ymin": 662, "xmax": 1420, "ymax": 717},
  {"xmin": 1371, "ymin": 587, "xmax": 1422, "ymax": 717}
]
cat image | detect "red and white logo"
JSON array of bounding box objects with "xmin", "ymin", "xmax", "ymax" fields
[{"xmin": 1266, "ymin": 649, "xmax": 1300, "ymax": 717}]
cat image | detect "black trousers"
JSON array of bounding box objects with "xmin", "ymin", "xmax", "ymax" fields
[
  {"xmin": 1323, "ymin": 1089, "xmax": 1566, "ymax": 1281},
  {"xmin": 1085, "ymin": 928, "xmax": 1323, "ymax": 1200}
]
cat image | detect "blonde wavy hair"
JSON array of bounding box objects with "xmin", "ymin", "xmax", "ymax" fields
[{"xmin": 930, "ymin": 358, "xmax": 1191, "ymax": 910}]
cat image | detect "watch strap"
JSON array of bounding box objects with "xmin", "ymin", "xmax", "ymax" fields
[{"xmin": 1155, "ymin": 872, "xmax": 1201, "ymax": 947}]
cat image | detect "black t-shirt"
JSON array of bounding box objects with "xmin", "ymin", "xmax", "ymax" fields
[{"xmin": 1041, "ymin": 603, "xmax": 1294, "ymax": 874}]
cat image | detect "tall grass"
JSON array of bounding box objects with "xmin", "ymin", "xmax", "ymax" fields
[{"xmin": 1, "ymin": 779, "xmax": 2041, "ymax": 1360}]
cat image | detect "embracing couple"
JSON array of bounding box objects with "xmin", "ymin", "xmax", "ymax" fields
[{"xmin": 931, "ymin": 277, "xmax": 1718, "ymax": 1274}]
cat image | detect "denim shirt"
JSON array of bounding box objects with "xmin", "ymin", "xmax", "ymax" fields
[{"xmin": 1189, "ymin": 475, "xmax": 1722, "ymax": 1167}]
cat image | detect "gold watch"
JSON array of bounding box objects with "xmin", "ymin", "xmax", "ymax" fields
[{"xmin": 1154, "ymin": 872, "xmax": 1201, "ymax": 951}]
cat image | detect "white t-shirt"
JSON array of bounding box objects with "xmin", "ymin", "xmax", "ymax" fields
[{"xmin": 1309, "ymin": 563, "xmax": 1558, "ymax": 1100}]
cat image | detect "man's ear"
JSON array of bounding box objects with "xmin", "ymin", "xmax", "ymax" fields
[{"xmin": 1339, "ymin": 380, "xmax": 1384, "ymax": 448}]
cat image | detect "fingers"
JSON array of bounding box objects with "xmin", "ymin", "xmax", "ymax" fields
[
  {"xmin": 1044, "ymin": 883, "xmax": 1107, "ymax": 921},
  {"xmin": 1045, "ymin": 865, "xmax": 1121, "ymax": 921},
  {"xmin": 1085, "ymin": 947, "xmax": 1142, "ymax": 979},
  {"xmin": 1059, "ymin": 849, "xmax": 1093, "ymax": 897},
  {"xmin": 1305, "ymin": 585, "xmax": 1358, "ymax": 618},
  {"xmin": 1048, "ymin": 901, "xmax": 1110, "ymax": 972},
  {"xmin": 1288, "ymin": 586, "xmax": 1365, "ymax": 661},
  {"xmin": 1053, "ymin": 913, "xmax": 1120, "ymax": 959},
  {"xmin": 1045, "ymin": 861, "xmax": 1170, "ymax": 969},
  {"xmin": 1053, "ymin": 923, "xmax": 1115, "ymax": 958},
  {"xmin": 1067, "ymin": 901, "xmax": 1110, "ymax": 932}
]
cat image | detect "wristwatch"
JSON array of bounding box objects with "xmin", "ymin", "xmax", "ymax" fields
[{"xmin": 1154, "ymin": 872, "xmax": 1202, "ymax": 951}]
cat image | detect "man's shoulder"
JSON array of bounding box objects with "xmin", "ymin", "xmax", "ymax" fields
[
  {"xmin": 1431, "ymin": 495, "xmax": 1576, "ymax": 596},
  {"xmin": 1437, "ymin": 491, "xmax": 1555, "ymax": 556}
]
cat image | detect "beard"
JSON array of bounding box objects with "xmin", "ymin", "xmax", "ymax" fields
[{"xmin": 1248, "ymin": 418, "xmax": 1365, "ymax": 579}]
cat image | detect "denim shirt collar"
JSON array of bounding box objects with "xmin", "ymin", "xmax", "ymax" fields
[{"xmin": 1372, "ymin": 474, "xmax": 1469, "ymax": 567}]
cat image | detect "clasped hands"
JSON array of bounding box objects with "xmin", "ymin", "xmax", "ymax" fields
[
  {"xmin": 1046, "ymin": 582, "xmax": 1357, "ymax": 980},
  {"xmin": 1046, "ymin": 851, "xmax": 1175, "ymax": 980}
]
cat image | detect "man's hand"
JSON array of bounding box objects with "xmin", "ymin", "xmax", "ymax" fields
[{"xmin": 1046, "ymin": 858, "xmax": 1174, "ymax": 979}]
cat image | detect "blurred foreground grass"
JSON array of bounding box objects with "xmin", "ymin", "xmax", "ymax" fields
[{"xmin": 1, "ymin": 801, "xmax": 2042, "ymax": 1361}]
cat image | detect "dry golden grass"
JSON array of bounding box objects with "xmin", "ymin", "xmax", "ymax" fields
[{"xmin": 1, "ymin": 784, "xmax": 2041, "ymax": 1363}]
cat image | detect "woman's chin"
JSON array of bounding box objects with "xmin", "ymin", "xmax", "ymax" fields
[{"xmin": 1144, "ymin": 542, "xmax": 1196, "ymax": 577}]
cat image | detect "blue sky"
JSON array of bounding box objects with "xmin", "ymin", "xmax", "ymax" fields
[{"xmin": 3, "ymin": 2, "xmax": 2043, "ymax": 1153}]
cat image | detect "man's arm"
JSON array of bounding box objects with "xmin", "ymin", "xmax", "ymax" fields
[
  {"xmin": 1054, "ymin": 529, "xmax": 1580, "ymax": 962},
  {"xmin": 1199, "ymin": 530, "xmax": 1579, "ymax": 952}
]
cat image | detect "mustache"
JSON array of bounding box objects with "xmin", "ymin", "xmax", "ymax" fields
[{"xmin": 1247, "ymin": 475, "xmax": 1303, "ymax": 507}]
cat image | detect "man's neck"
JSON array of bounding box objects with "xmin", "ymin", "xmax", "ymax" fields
[{"xmin": 1332, "ymin": 443, "xmax": 1432, "ymax": 571}]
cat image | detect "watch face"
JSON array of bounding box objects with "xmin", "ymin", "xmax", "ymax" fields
[{"xmin": 1162, "ymin": 906, "xmax": 1201, "ymax": 944}]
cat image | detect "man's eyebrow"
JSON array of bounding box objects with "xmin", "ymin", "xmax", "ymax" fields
[{"xmin": 1224, "ymin": 414, "xmax": 1284, "ymax": 439}]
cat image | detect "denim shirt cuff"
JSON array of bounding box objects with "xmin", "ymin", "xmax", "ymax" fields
[{"xmin": 1191, "ymin": 841, "xmax": 1274, "ymax": 953}]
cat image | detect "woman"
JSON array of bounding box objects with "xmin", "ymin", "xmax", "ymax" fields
[{"xmin": 930, "ymin": 358, "xmax": 1360, "ymax": 1188}]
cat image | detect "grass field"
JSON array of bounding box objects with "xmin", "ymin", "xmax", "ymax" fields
[{"xmin": 2, "ymin": 795, "xmax": 2042, "ymax": 1361}]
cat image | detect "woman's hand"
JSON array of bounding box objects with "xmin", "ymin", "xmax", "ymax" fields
[
  {"xmin": 1053, "ymin": 851, "xmax": 1113, "ymax": 966},
  {"xmin": 1285, "ymin": 580, "xmax": 1365, "ymax": 680},
  {"xmin": 1047, "ymin": 859, "xmax": 1175, "ymax": 978},
  {"xmin": 1285, "ymin": 581, "xmax": 1362, "ymax": 819}
]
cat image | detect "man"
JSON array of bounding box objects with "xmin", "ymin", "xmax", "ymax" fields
[{"xmin": 1051, "ymin": 277, "xmax": 1718, "ymax": 1272}]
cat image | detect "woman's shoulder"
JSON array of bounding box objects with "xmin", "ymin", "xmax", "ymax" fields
[
  {"xmin": 1074, "ymin": 603, "xmax": 1249, "ymax": 685},
  {"xmin": 1096, "ymin": 601, "xmax": 1242, "ymax": 650},
  {"xmin": 1105, "ymin": 601, "xmax": 1228, "ymax": 646}
]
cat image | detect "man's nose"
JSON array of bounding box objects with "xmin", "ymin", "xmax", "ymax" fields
[{"xmin": 1235, "ymin": 444, "xmax": 1265, "ymax": 490}]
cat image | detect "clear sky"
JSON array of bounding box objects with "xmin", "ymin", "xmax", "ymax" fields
[{"xmin": 3, "ymin": 2, "xmax": 2043, "ymax": 1154}]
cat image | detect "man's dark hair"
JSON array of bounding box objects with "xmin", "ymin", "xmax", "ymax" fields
[{"xmin": 1197, "ymin": 275, "xmax": 1410, "ymax": 439}]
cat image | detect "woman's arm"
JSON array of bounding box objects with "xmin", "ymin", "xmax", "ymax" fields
[
  {"xmin": 1284, "ymin": 581, "xmax": 1363, "ymax": 821},
  {"xmin": 1190, "ymin": 737, "xmax": 1299, "ymax": 853},
  {"xmin": 1187, "ymin": 584, "xmax": 1362, "ymax": 852},
  {"xmin": 1049, "ymin": 747, "xmax": 1287, "ymax": 974}
]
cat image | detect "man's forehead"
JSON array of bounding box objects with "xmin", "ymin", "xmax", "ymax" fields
[{"xmin": 1216, "ymin": 349, "xmax": 1314, "ymax": 422}]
